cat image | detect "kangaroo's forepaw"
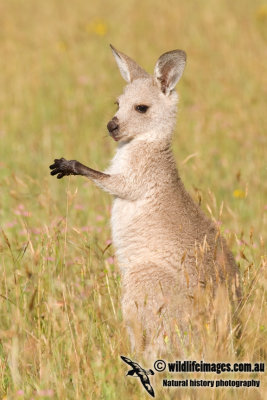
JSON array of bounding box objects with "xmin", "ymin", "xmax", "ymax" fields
[{"xmin": 49, "ymin": 158, "xmax": 76, "ymax": 179}]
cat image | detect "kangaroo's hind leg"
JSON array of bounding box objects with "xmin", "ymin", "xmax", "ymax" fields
[{"xmin": 121, "ymin": 263, "xmax": 190, "ymax": 359}]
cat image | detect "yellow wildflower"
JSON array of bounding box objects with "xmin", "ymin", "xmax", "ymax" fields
[
  {"xmin": 86, "ymin": 19, "xmax": 107, "ymax": 36},
  {"xmin": 233, "ymin": 189, "xmax": 246, "ymax": 199},
  {"xmin": 256, "ymin": 5, "xmax": 267, "ymax": 22}
]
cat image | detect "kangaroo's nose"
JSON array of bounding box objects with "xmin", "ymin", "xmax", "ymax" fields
[{"xmin": 107, "ymin": 117, "xmax": 119, "ymax": 133}]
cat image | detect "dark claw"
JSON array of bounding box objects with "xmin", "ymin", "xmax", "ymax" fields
[
  {"xmin": 50, "ymin": 158, "xmax": 63, "ymax": 169},
  {"xmin": 50, "ymin": 169, "xmax": 60, "ymax": 176},
  {"xmin": 49, "ymin": 157, "xmax": 74, "ymax": 179}
]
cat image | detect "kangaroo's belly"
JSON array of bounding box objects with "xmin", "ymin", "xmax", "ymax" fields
[
  {"xmin": 111, "ymin": 198, "xmax": 146, "ymax": 265},
  {"xmin": 110, "ymin": 197, "xmax": 194, "ymax": 272}
]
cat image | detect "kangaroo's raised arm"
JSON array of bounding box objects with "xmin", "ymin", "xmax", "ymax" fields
[
  {"xmin": 49, "ymin": 158, "xmax": 134, "ymax": 199},
  {"xmin": 49, "ymin": 158, "xmax": 108, "ymax": 180}
]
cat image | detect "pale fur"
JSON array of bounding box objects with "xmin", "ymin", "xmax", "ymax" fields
[{"xmin": 50, "ymin": 46, "xmax": 241, "ymax": 358}]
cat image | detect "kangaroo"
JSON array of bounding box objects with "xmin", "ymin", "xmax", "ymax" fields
[{"xmin": 49, "ymin": 45, "xmax": 241, "ymax": 357}]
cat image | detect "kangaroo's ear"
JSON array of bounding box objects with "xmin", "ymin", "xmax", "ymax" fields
[
  {"xmin": 154, "ymin": 50, "xmax": 186, "ymax": 95},
  {"xmin": 110, "ymin": 44, "xmax": 149, "ymax": 83}
]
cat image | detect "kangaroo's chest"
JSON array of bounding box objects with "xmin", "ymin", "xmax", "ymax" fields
[{"xmin": 108, "ymin": 144, "xmax": 131, "ymax": 175}]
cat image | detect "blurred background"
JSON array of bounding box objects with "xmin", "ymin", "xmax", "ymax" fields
[
  {"xmin": 0, "ymin": 0, "xmax": 266, "ymax": 235},
  {"xmin": 0, "ymin": 0, "xmax": 266, "ymax": 399}
]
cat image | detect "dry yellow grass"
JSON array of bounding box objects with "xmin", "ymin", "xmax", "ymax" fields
[{"xmin": 0, "ymin": 0, "xmax": 266, "ymax": 399}]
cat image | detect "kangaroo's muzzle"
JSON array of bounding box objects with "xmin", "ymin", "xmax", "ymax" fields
[{"xmin": 107, "ymin": 117, "xmax": 120, "ymax": 141}]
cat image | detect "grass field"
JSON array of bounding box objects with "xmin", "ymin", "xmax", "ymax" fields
[{"xmin": 0, "ymin": 0, "xmax": 266, "ymax": 399}]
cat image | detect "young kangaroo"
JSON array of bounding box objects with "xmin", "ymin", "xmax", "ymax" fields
[{"xmin": 50, "ymin": 45, "xmax": 241, "ymax": 357}]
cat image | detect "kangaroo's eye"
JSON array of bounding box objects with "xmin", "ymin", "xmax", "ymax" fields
[{"xmin": 135, "ymin": 104, "xmax": 149, "ymax": 113}]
